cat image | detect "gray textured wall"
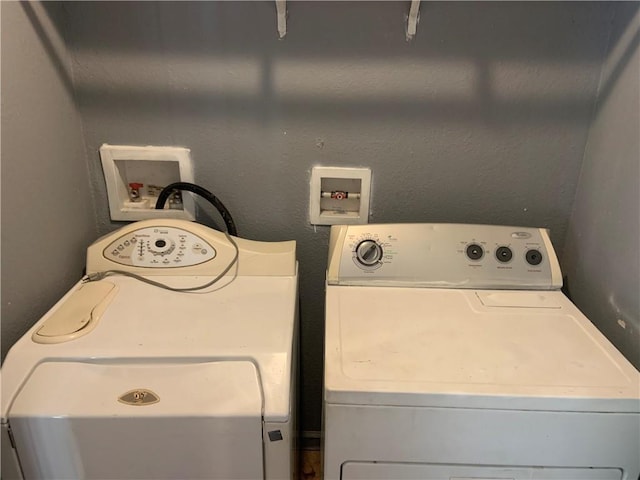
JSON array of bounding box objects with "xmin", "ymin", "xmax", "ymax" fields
[
  {"xmin": 1, "ymin": 3, "xmax": 98, "ymax": 360},
  {"xmin": 63, "ymin": 1, "xmax": 616, "ymax": 432},
  {"xmin": 563, "ymin": 4, "xmax": 640, "ymax": 369}
]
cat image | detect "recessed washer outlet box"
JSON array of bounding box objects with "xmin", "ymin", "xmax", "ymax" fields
[
  {"xmin": 99, "ymin": 144, "xmax": 196, "ymax": 221},
  {"xmin": 309, "ymin": 166, "xmax": 371, "ymax": 225}
]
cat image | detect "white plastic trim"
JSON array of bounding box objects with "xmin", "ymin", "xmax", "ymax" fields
[
  {"xmin": 406, "ymin": 0, "xmax": 421, "ymax": 41},
  {"xmin": 309, "ymin": 166, "xmax": 372, "ymax": 225},
  {"xmin": 276, "ymin": 0, "xmax": 286, "ymax": 38},
  {"xmin": 99, "ymin": 144, "xmax": 195, "ymax": 222}
]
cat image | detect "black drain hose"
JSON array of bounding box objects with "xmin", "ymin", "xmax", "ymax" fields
[{"xmin": 155, "ymin": 182, "xmax": 238, "ymax": 237}]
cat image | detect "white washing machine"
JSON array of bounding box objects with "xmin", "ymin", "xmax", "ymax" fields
[
  {"xmin": 323, "ymin": 223, "xmax": 640, "ymax": 480},
  {"xmin": 1, "ymin": 219, "xmax": 298, "ymax": 480}
]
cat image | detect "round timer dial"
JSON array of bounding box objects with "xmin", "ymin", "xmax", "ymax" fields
[{"xmin": 355, "ymin": 240, "xmax": 384, "ymax": 267}]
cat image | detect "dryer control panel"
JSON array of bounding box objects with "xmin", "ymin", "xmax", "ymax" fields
[{"xmin": 327, "ymin": 223, "xmax": 562, "ymax": 289}]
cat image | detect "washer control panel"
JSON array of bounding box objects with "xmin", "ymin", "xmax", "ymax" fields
[
  {"xmin": 103, "ymin": 226, "xmax": 216, "ymax": 268},
  {"xmin": 328, "ymin": 224, "xmax": 562, "ymax": 289}
]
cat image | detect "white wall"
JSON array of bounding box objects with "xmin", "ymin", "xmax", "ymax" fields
[
  {"xmin": 563, "ymin": 4, "xmax": 640, "ymax": 369},
  {"xmin": 1, "ymin": 2, "xmax": 98, "ymax": 359}
]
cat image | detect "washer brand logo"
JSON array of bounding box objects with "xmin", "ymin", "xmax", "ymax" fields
[{"xmin": 118, "ymin": 389, "xmax": 160, "ymax": 406}]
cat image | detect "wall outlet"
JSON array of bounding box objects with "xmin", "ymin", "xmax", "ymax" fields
[
  {"xmin": 309, "ymin": 166, "xmax": 371, "ymax": 225},
  {"xmin": 99, "ymin": 144, "xmax": 196, "ymax": 221}
]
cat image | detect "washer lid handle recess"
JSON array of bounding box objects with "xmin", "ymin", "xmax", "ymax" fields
[{"xmin": 32, "ymin": 281, "xmax": 117, "ymax": 344}]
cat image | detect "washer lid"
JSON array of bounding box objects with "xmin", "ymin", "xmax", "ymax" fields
[
  {"xmin": 1, "ymin": 273, "xmax": 297, "ymax": 423},
  {"xmin": 324, "ymin": 287, "xmax": 640, "ymax": 412}
]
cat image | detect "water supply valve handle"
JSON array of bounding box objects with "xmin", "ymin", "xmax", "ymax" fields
[
  {"xmin": 128, "ymin": 183, "xmax": 144, "ymax": 202},
  {"xmin": 321, "ymin": 191, "xmax": 362, "ymax": 200}
]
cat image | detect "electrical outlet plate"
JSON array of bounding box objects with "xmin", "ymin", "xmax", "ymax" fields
[
  {"xmin": 309, "ymin": 166, "xmax": 371, "ymax": 225},
  {"xmin": 99, "ymin": 144, "xmax": 196, "ymax": 221}
]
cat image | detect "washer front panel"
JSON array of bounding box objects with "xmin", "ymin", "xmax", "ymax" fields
[{"xmin": 103, "ymin": 225, "xmax": 216, "ymax": 268}]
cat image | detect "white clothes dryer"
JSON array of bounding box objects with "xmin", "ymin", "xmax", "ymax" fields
[
  {"xmin": 2, "ymin": 219, "xmax": 298, "ymax": 480},
  {"xmin": 323, "ymin": 223, "xmax": 640, "ymax": 480}
]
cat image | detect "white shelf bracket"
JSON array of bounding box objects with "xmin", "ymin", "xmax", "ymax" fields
[
  {"xmin": 276, "ymin": 0, "xmax": 287, "ymax": 38},
  {"xmin": 406, "ymin": 0, "xmax": 421, "ymax": 41}
]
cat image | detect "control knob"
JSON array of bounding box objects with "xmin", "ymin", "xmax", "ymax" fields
[{"xmin": 355, "ymin": 240, "xmax": 383, "ymax": 267}]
